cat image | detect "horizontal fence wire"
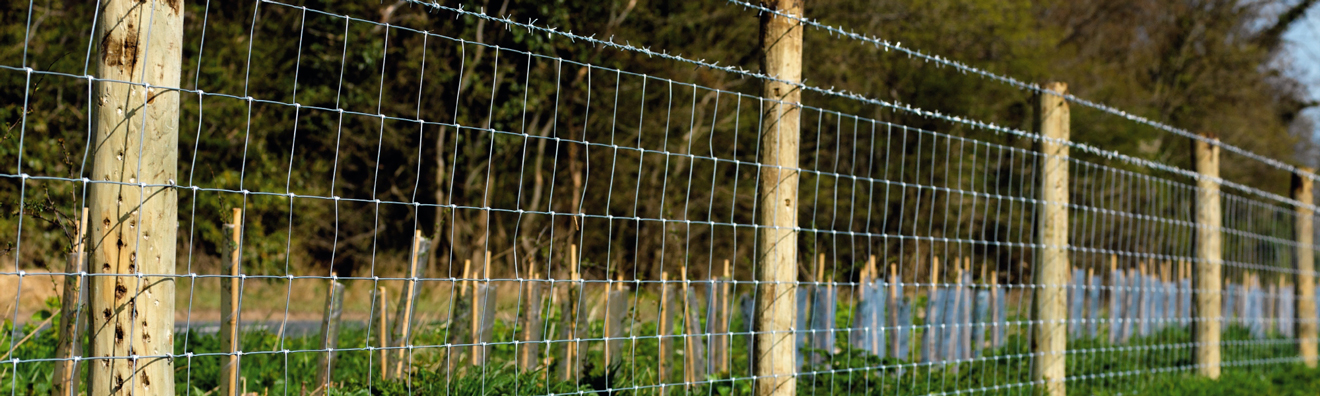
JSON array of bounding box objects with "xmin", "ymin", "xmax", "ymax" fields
[
  {"xmin": 722, "ymin": 0, "xmax": 1320, "ymax": 186},
  {"xmin": 0, "ymin": 1, "xmax": 1315, "ymax": 396}
]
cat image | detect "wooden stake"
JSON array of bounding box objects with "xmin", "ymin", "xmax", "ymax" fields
[
  {"xmin": 715, "ymin": 259, "xmax": 732, "ymax": 374},
  {"xmin": 1086, "ymin": 267, "xmax": 1095, "ymax": 330},
  {"xmin": 220, "ymin": 208, "xmax": 242, "ymax": 396},
  {"xmin": 889, "ymin": 264, "xmax": 901, "ymax": 357},
  {"xmin": 682, "ymin": 270, "xmax": 695, "ymax": 389},
  {"xmin": 1193, "ymin": 133, "xmax": 1223, "ymax": 378},
  {"xmin": 1032, "ymin": 81, "xmax": 1070, "ymax": 396},
  {"xmin": 604, "ymin": 274, "xmax": 619, "ymax": 366},
  {"xmin": 1138, "ymin": 261, "xmax": 1149, "ymax": 335},
  {"xmin": 1294, "ymin": 169, "xmax": 1317, "ymax": 367},
  {"xmin": 754, "ymin": 1, "xmax": 803, "ymax": 394},
  {"xmin": 931, "ymin": 256, "xmax": 941, "ymax": 286},
  {"xmin": 658, "ymin": 271, "xmax": 673, "ymax": 385},
  {"xmin": 314, "ymin": 278, "xmax": 345, "ymax": 395},
  {"xmin": 518, "ymin": 263, "xmax": 545, "ymax": 370},
  {"xmin": 392, "ymin": 230, "xmax": 427, "ymax": 379},
  {"xmin": 471, "ymin": 251, "xmax": 491, "ymax": 365},
  {"xmin": 88, "ymin": 2, "xmax": 181, "ymax": 395},
  {"xmin": 54, "ymin": 208, "xmax": 88, "ymax": 396},
  {"xmin": 990, "ymin": 271, "xmax": 1000, "ymax": 347},
  {"xmin": 559, "ymin": 245, "xmax": 581, "ymax": 381},
  {"xmin": 864, "ymin": 255, "xmax": 878, "ymax": 355},
  {"xmin": 568, "ymin": 243, "xmax": 580, "ymax": 380},
  {"xmin": 461, "ymin": 259, "xmax": 472, "ymax": 298},
  {"xmin": 376, "ymin": 287, "xmax": 388, "ymax": 380},
  {"xmin": 927, "ymin": 256, "xmax": 940, "ymax": 362}
]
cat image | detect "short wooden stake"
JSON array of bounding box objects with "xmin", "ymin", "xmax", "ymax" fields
[
  {"xmin": 1193, "ymin": 133, "xmax": 1223, "ymax": 378},
  {"xmin": 220, "ymin": 208, "xmax": 243, "ymax": 396},
  {"xmin": 391, "ymin": 230, "xmax": 429, "ymax": 379},
  {"xmin": 658, "ymin": 271, "xmax": 674, "ymax": 386},
  {"xmin": 990, "ymin": 270, "xmax": 1000, "ymax": 347},
  {"xmin": 889, "ymin": 264, "xmax": 901, "ymax": 357},
  {"xmin": 1032, "ymin": 82, "xmax": 1070, "ymax": 396},
  {"xmin": 927, "ymin": 256, "xmax": 940, "ymax": 363},
  {"xmin": 374, "ymin": 287, "xmax": 389, "ymax": 380},
  {"xmin": 712, "ymin": 259, "xmax": 732, "ymax": 374},
  {"xmin": 604, "ymin": 274, "xmax": 628, "ymax": 367},
  {"xmin": 518, "ymin": 265, "xmax": 545, "ymax": 370},
  {"xmin": 53, "ymin": 208, "xmax": 88, "ymax": 396},
  {"xmin": 472, "ymin": 251, "xmax": 487, "ymax": 365},
  {"xmin": 683, "ymin": 270, "xmax": 695, "ymax": 390},
  {"xmin": 314, "ymin": 278, "xmax": 345, "ymax": 395},
  {"xmin": 558, "ymin": 245, "xmax": 581, "ymax": 381}
]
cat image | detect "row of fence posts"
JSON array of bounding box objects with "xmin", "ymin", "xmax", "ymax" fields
[
  {"xmin": 39, "ymin": 1, "xmax": 1320, "ymax": 395},
  {"xmin": 749, "ymin": 1, "xmax": 1308, "ymax": 393},
  {"xmin": 41, "ymin": 206, "xmax": 1320, "ymax": 396}
]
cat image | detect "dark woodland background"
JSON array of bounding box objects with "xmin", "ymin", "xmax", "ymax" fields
[{"xmin": 2, "ymin": 0, "xmax": 1317, "ymax": 284}]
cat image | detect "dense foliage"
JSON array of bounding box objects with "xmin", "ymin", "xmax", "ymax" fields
[{"xmin": 1, "ymin": 0, "xmax": 1315, "ymax": 297}]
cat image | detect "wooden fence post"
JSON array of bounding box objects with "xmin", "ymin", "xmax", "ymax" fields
[
  {"xmin": 1193, "ymin": 133, "xmax": 1223, "ymax": 378},
  {"xmin": 219, "ymin": 209, "xmax": 242, "ymax": 396},
  {"xmin": 53, "ymin": 208, "xmax": 88, "ymax": 396},
  {"xmin": 754, "ymin": 1, "xmax": 803, "ymax": 395},
  {"xmin": 1032, "ymin": 82, "xmax": 1069, "ymax": 396},
  {"xmin": 1294, "ymin": 169, "xmax": 1317, "ymax": 367},
  {"xmin": 88, "ymin": 1, "xmax": 181, "ymax": 395},
  {"xmin": 314, "ymin": 278, "xmax": 345, "ymax": 395}
]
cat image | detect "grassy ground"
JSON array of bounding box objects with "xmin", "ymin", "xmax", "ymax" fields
[{"xmin": 0, "ymin": 297, "xmax": 1316, "ymax": 395}]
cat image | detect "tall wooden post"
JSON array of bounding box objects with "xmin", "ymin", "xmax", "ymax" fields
[
  {"xmin": 54, "ymin": 208, "xmax": 89, "ymax": 396},
  {"xmin": 1193, "ymin": 134, "xmax": 1223, "ymax": 378},
  {"xmin": 219, "ymin": 209, "xmax": 242, "ymax": 396},
  {"xmin": 88, "ymin": 1, "xmax": 181, "ymax": 395},
  {"xmin": 1032, "ymin": 82, "xmax": 1069, "ymax": 396},
  {"xmin": 1293, "ymin": 169, "xmax": 1317, "ymax": 367},
  {"xmin": 754, "ymin": 1, "xmax": 803, "ymax": 395}
]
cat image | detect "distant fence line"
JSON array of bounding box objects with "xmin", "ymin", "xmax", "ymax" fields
[{"xmin": 1, "ymin": 1, "xmax": 1316, "ymax": 396}]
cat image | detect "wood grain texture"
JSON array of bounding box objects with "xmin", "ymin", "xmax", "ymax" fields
[
  {"xmin": 1032, "ymin": 82, "xmax": 1069, "ymax": 396},
  {"xmin": 88, "ymin": 1, "xmax": 182, "ymax": 395},
  {"xmin": 754, "ymin": 1, "xmax": 803, "ymax": 395},
  {"xmin": 1193, "ymin": 134, "xmax": 1223, "ymax": 379}
]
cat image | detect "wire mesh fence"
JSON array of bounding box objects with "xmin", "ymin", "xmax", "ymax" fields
[{"xmin": 1, "ymin": 1, "xmax": 1317, "ymax": 395}]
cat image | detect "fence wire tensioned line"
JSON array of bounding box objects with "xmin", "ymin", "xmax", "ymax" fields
[
  {"xmin": 0, "ymin": 1, "xmax": 1317, "ymax": 396},
  {"xmin": 3, "ymin": 0, "xmax": 1307, "ymax": 215},
  {"xmin": 384, "ymin": 0, "xmax": 1320, "ymax": 215},
  {"xmin": 722, "ymin": 0, "xmax": 1320, "ymax": 186}
]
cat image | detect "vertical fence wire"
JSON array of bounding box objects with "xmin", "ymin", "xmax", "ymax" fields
[{"xmin": 0, "ymin": 1, "xmax": 1316, "ymax": 396}]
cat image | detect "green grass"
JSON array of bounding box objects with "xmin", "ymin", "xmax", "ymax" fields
[{"xmin": 0, "ymin": 298, "xmax": 1317, "ymax": 395}]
